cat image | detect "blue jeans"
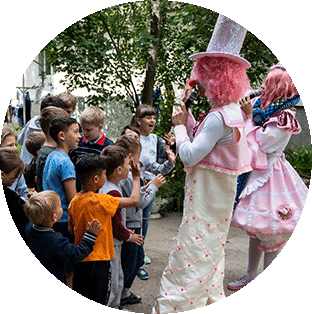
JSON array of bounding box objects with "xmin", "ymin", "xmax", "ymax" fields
[
  {"xmin": 121, "ymin": 228, "xmax": 144, "ymax": 289},
  {"xmin": 142, "ymin": 196, "xmax": 155, "ymax": 239}
]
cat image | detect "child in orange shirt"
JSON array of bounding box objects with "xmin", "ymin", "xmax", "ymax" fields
[{"xmin": 68, "ymin": 153, "xmax": 141, "ymax": 305}]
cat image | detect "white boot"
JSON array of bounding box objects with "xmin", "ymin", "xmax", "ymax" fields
[{"xmin": 227, "ymin": 275, "xmax": 253, "ymax": 291}]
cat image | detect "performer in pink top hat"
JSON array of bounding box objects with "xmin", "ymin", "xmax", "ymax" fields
[{"xmin": 152, "ymin": 14, "xmax": 252, "ymax": 313}]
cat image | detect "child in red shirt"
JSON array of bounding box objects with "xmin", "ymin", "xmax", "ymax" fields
[{"xmin": 100, "ymin": 145, "xmax": 144, "ymax": 309}]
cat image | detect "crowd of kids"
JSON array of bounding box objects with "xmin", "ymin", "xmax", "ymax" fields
[{"xmin": 1, "ymin": 93, "xmax": 175, "ymax": 309}]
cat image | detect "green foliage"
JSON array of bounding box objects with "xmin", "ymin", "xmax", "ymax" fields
[
  {"xmin": 45, "ymin": 2, "xmax": 151, "ymax": 107},
  {"xmin": 157, "ymin": 157, "xmax": 186, "ymax": 212},
  {"xmin": 285, "ymin": 144, "xmax": 312, "ymax": 184},
  {"xmin": 45, "ymin": 0, "xmax": 278, "ymax": 116}
]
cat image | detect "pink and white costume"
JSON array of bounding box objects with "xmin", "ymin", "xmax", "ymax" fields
[
  {"xmin": 152, "ymin": 103, "xmax": 252, "ymax": 313},
  {"xmin": 232, "ymin": 109, "xmax": 308, "ymax": 252}
]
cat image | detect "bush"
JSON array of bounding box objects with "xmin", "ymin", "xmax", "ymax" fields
[
  {"xmin": 157, "ymin": 157, "xmax": 186, "ymax": 213},
  {"xmin": 285, "ymin": 144, "xmax": 312, "ymax": 186}
]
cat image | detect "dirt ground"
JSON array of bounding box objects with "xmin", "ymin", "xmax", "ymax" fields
[{"xmin": 122, "ymin": 211, "xmax": 253, "ymax": 313}]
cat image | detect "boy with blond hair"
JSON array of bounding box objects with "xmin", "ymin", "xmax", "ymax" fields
[
  {"xmin": 24, "ymin": 190, "xmax": 101, "ymax": 284},
  {"xmin": 69, "ymin": 105, "xmax": 113, "ymax": 164}
]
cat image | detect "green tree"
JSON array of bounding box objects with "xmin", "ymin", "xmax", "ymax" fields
[{"xmin": 45, "ymin": 1, "xmax": 277, "ymax": 118}]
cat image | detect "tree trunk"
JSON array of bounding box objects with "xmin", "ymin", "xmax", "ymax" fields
[{"xmin": 140, "ymin": 0, "xmax": 162, "ymax": 106}]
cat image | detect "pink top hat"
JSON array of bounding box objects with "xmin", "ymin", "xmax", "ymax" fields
[{"xmin": 190, "ymin": 14, "xmax": 251, "ymax": 69}]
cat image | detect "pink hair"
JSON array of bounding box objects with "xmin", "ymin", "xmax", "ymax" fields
[
  {"xmin": 260, "ymin": 68, "xmax": 298, "ymax": 110},
  {"xmin": 191, "ymin": 56, "xmax": 249, "ymax": 107}
]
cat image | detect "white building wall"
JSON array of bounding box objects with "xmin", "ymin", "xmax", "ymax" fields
[{"xmin": 15, "ymin": 51, "xmax": 55, "ymax": 120}]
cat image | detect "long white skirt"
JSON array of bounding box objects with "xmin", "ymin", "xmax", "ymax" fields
[{"xmin": 152, "ymin": 166, "xmax": 237, "ymax": 314}]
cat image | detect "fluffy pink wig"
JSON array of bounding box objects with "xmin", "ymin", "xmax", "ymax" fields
[
  {"xmin": 260, "ymin": 68, "xmax": 298, "ymax": 110},
  {"xmin": 191, "ymin": 56, "xmax": 250, "ymax": 107}
]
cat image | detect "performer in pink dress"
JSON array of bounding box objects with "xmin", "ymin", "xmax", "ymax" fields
[
  {"xmin": 228, "ymin": 64, "xmax": 309, "ymax": 291},
  {"xmin": 152, "ymin": 15, "xmax": 252, "ymax": 313}
]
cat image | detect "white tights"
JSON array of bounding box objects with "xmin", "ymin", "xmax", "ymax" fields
[{"xmin": 246, "ymin": 237, "xmax": 281, "ymax": 280}]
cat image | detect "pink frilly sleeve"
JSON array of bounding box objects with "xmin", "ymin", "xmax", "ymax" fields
[
  {"xmin": 264, "ymin": 110, "xmax": 301, "ymax": 134},
  {"xmin": 246, "ymin": 110, "xmax": 301, "ymax": 171}
]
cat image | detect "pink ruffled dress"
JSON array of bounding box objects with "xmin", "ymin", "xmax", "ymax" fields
[{"xmin": 231, "ymin": 109, "xmax": 309, "ymax": 252}]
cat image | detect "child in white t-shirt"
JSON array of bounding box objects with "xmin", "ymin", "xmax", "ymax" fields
[{"xmin": 132, "ymin": 104, "xmax": 176, "ymax": 273}]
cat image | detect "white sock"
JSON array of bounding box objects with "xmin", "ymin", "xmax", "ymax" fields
[{"xmin": 121, "ymin": 288, "xmax": 131, "ymax": 299}]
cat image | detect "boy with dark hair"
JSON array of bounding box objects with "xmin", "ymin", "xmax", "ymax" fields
[
  {"xmin": 36, "ymin": 106, "xmax": 68, "ymax": 191},
  {"xmin": 100, "ymin": 145, "xmax": 144, "ymax": 309},
  {"xmin": 114, "ymin": 135, "xmax": 166, "ymax": 304},
  {"xmin": 43, "ymin": 116, "xmax": 81, "ymax": 288},
  {"xmin": 43, "ymin": 117, "xmax": 80, "ymax": 238},
  {"xmin": 69, "ymin": 153, "xmax": 141, "ymax": 305}
]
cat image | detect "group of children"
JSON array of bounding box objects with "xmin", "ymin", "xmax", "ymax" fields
[{"xmin": 0, "ymin": 93, "xmax": 176, "ymax": 310}]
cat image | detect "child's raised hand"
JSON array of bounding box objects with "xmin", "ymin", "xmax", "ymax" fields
[
  {"xmin": 172, "ymin": 103, "xmax": 188, "ymax": 127},
  {"xmin": 130, "ymin": 160, "xmax": 141, "ymax": 179},
  {"xmin": 163, "ymin": 133, "xmax": 176, "ymax": 146},
  {"xmin": 87, "ymin": 219, "xmax": 102, "ymax": 236},
  {"xmin": 149, "ymin": 174, "xmax": 166, "ymax": 189},
  {"xmin": 165, "ymin": 145, "xmax": 176, "ymax": 163}
]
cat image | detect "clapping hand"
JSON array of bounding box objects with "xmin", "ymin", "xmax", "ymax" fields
[
  {"xmin": 163, "ymin": 133, "xmax": 176, "ymax": 146},
  {"xmin": 165, "ymin": 145, "xmax": 176, "ymax": 163},
  {"xmin": 87, "ymin": 219, "xmax": 102, "ymax": 236},
  {"xmin": 130, "ymin": 159, "xmax": 140, "ymax": 179}
]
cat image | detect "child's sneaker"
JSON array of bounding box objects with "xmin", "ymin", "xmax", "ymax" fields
[
  {"xmin": 137, "ymin": 267, "xmax": 149, "ymax": 280},
  {"xmin": 227, "ymin": 275, "xmax": 252, "ymax": 291},
  {"xmin": 144, "ymin": 255, "xmax": 151, "ymax": 264},
  {"xmin": 120, "ymin": 292, "xmax": 142, "ymax": 305}
]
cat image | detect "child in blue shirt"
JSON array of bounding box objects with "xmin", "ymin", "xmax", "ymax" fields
[{"xmin": 43, "ymin": 117, "xmax": 81, "ymax": 238}]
